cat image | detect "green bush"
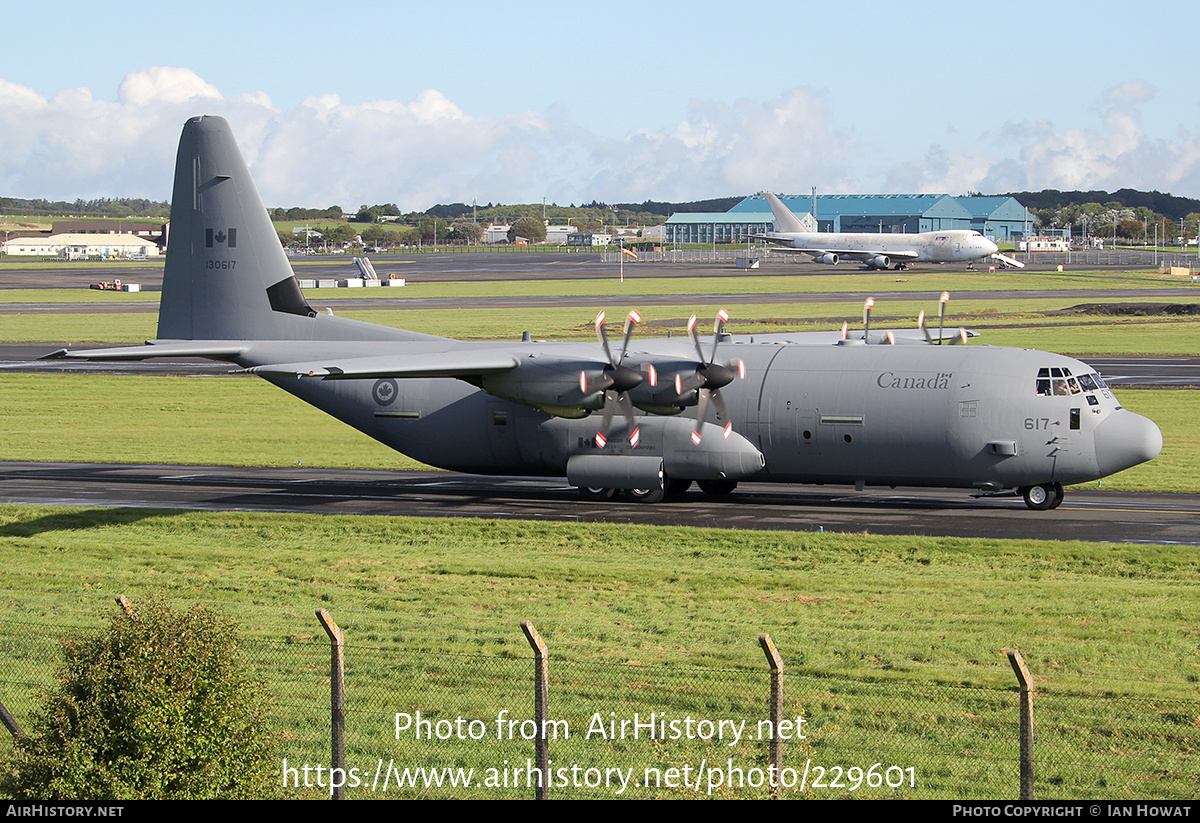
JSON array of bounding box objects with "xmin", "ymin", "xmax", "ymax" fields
[{"xmin": 2, "ymin": 600, "xmax": 276, "ymax": 799}]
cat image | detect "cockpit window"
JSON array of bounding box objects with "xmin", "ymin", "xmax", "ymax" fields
[{"xmin": 1037, "ymin": 368, "xmax": 1105, "ymax": 397}]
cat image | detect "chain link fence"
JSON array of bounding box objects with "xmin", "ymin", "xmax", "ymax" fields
[{"xmin": 0, "ymin": 592, "xmax": 1194, "ymax": 799}]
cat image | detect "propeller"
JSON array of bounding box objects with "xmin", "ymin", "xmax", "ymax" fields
[
  {"xmin": 676, "ymin": 310, "xmax": 745, "ymax": 444},
  {"xmin": 585, "ymin": 310, "xmax": 644, "ymax": 447},
  {"xmin": 917, "ymin": 292, "xmax": 967, "ymax": 345}
]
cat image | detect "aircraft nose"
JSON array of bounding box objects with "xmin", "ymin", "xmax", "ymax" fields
[
  {"xmin": 983, "ymin": 238, "xmax": 999, "ymax": 255},
  {"xmin": 1093, "ymin": 409, "xmax": 1163, "ymax": 477}
]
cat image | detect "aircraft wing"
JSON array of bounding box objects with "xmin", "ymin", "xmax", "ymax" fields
[
  {"xmin": 41, "ymin": 341, "xmax": 248, "ymax": 360},
  {"xmin": 242, "ymin": 350, "xmax": 521, "ymax": 379},
  {"xmin": 748, "ymin": 233, "xmax": 792, "ymax": 245},
  {"xmin": 737, "ymin": 328, "xmax": 978, "ymax": 345},
  {"xmin": 769, "ymin": 247, "xmax": 922, "ymax": 261}
]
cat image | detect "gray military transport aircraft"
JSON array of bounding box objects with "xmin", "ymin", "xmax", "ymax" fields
[
  {"xmin": 43, "ymin": 116, "xmax": 1162, "ymax": 510},
  {"xmin": 751, "ymin": 191, "xmax": 1002, "ymax": 270}
]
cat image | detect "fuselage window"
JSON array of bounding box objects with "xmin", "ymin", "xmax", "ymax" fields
[{"xmin": 1036, "ymin": 367, "xmax": 1051, "ymax": 396}]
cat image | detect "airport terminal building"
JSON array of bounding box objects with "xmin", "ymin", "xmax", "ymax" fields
[{"xmin": 665, "ymin": 193, "xmax": 1030, "ymax": 243}]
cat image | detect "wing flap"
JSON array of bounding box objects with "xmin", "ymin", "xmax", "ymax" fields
[{"xmin": 243, "ymin": 350, "xmax": 521, "ymax": 379}]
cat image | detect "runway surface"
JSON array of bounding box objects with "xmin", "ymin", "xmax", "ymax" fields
[{"xmin": 0, "ymin": 461, "xmax": 1194, "ymax": 546}]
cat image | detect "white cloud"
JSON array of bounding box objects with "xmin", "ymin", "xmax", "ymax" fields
[
  {"xmin": 883, "ymin": 145, "xmax": 995, "ymax": 195},
  {"xmin": 973, "ymin": 82, "xmax": 1200, "ymax": 195},
  {"xmin": 581, "ymin": 88, "xmax": 860, "ymax": 203},
  {"xmin": 2, "ymin": 70, "xmax": 1200, "ymax": 210},
  {"xmin": 117, "ymin": 67, "xmax": 222, "ymax": 106}
]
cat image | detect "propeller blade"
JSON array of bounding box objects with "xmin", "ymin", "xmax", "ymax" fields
[
  {"xmin": 938, "ymin": 292, "xmax": 950, "ymax": 344},
  {"xmin": 711, "ymin": 389, "xmax": 730, "ymax": 429},
  {"xmin": 710, "ymin": 308, "xmax": 729, "ymax": 362},
  {"xmin": 595, "ymin": 311, "xmax": 614, "ymax": 363},
  {"xmin": 917, "ymin": 310, "xmax": 933, "ymax": 344},
  {"xmin": 686, "ymin": 314, "xmax": 705, "ymax": 362},
  {"xmin": 692, "ymin": 388, "xmax": 712, "ymax": 444},
  {"xmin": 599, "ymin": 389, "xmax": 617, "ymax": 435},
  {"xmin": 619, "ymin": 310, "xmax": 640, "ymax": 362},
  {"xmin": 618, "ymin": 393, "xmax": 638, "ymax": 441}
]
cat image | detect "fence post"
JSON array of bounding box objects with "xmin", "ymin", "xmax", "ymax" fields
[
  {"xmin": 0, "ymin": 699, "xmax": 24, "ymax": 739},
  {"xmin": 758, "ymin": 633, "xmax": 783, "ymax": 799},
  {"xmin": 1004, "ymin": 648, "xmax": 1035, "ymax": 800},
  {"xmin": 520, "ymin": 620, "xmax": 549, "ymax": 800},
  {"xmin": 316, "ymin": 609, "xmax": 345, "ymax": 800}
]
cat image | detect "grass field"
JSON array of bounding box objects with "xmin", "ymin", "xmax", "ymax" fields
[{"xmin": 0, "ymin": 507, "xmax": 1194, "ymax": 798}]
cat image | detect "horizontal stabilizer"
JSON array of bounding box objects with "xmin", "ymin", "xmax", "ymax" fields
[{"xmin": 242, "ymin": 350, "xmax": 522, "ymax": 379}]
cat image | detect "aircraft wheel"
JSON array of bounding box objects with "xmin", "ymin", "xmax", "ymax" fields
[
  {"xmin": 1021, "ymin": 484, "xmax": 1056, "ymax": 511},
  {"xmin": 1048, "ymin": 482, "xmax": 1064, "ymax": 509},
  {"xmin": 578, "ymin": 486, "xmax": 615, "ymax": 501},
  {"xmin": 666, "ymin": 478, "xmax": 693, "ymax": 496},
  {"xmin": 698, "ymin": 479, "xmax": 737, "ymax": 496},
  {"xmin": 626, "ymin": 487, "xmax": 666, "ymax": 504}
]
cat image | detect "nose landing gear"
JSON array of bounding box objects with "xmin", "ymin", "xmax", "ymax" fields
[{"xmin": 1021, "ymin": 482, "xmax": 1064, "ymax": 511}]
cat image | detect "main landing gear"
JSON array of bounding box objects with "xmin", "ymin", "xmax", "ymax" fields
[
  {"xmin": 575, "ymin": 478, "xmax": 739, "ymax": 504},
  {"xmin": 1020, "ymin": 482, "xmax": 1064, "ymax": 511}
]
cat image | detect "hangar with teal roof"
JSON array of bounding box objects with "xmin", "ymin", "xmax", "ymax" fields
[{"xmin": 665, "ymin": 193, "xmax": 1029, "ymax": 243}]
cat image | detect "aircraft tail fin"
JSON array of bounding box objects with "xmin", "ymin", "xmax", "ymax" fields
[
  {"xmin": 157, "ymin": 115, "xmax": 321, "ymax": 342},
  {"xmin": 760, "ymin": 191, "xmax": 808, "ymax": 234}
]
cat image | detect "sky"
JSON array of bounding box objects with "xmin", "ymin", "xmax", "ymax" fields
[{"xmin": 3, "ymin": 0, "xmax": 1200, "ymax": 211}]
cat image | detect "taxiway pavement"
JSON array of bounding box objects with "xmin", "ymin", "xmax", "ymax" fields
[{"xmin": 0, "ymin": 461, "xmax": 1194, "ymax": 545}]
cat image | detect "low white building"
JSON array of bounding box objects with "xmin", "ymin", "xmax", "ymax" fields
[
  {"xmin": 483, "ymin": 224, "xmax": 512, "ymax": 243},
  {"xmin": 2, "ymin": 232, "xmax": 162, "ymax": 259},
  {"xmin": 566, "ymin": 231, "xmax": 612, "ymax": 248},
  {"xmin": 545, "ymin": 224, "xmax": 576, "ymax": 244}
]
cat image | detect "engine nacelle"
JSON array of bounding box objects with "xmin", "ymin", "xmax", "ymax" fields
[
  {"xmin": 868, "ymin": 255, "xmax": 891, "ymax": 269},
  {"xmin": 815, "ymin": 253, "xmax": 840, "ymax": 265},
  {"xmin": 481, "ymin": 355, "xmax": 604, "ymax": 416}
]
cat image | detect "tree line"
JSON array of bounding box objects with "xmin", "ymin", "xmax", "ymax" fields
[
  {"xmin": 0, "ymin": 196, "xmax": 170, "ymax": 218},
  {"xmin": 12, "ymin": 187, "xmax": 1200, "ymax": 244}
]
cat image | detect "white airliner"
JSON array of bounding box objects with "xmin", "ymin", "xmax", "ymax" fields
[{"xmin": 752, "ymin": 191, "xmax": 1002, "ymax": 270}]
